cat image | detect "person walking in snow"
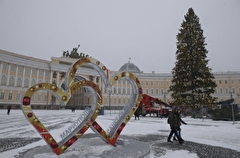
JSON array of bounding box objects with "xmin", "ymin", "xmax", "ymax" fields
[
  {"xmin": 134, "ymin": 107, "xmax": 140, "ymax": 120},
  {"xmin": 7, "ymin": 105, "xmax": 12, "ymax": 115},
  {"xmin": 173, "ymin": 108, "xmax": 187, "ymax": 141},
  {"xmin": 72, "ymin": 107, "xmax": 75, "ymax": 112},
  {"xmin": 167, "ymin": 106, "xmax": 183, "ymax": 144}
]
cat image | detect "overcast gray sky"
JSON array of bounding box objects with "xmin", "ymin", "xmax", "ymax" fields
[{"xmin": 0, "ymin": 0, "xmax": 239, "ymax": 73}]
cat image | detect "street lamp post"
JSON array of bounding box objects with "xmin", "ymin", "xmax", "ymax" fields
[
  {"xmin": 107, "ymin": 86, "xmax": 112, "ymax": 116},
  {"xmin": 231, "ymin": 103, "xmax": 235, "ymax": 124},
  {"xmin": 229, "ymin": 91, "xmax": 235, "ymax": 124},
  {"xmin": 51, "ymin": 95, "xmax": 54, "ymax": 110}
]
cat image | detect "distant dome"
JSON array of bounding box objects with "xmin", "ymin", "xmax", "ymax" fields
[{"xmin": 119, "ymin": 61, "xmax": 141, "ymax": 73}]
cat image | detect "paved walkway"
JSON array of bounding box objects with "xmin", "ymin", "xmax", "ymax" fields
[
  {"xmin": 8, "ymin": 133, "xmax": 239, "ymax": 158},
  {"xmin": 21, "ymin": 134, "xmax": 150, "ymax": 158}
]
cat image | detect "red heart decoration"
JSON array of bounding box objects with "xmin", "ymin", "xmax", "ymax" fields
[{"xmin": 22, "ymin": 80, "xmax": 102, "ymax": 155}]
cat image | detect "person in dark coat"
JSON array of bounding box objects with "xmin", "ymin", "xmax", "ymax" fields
[
  {"xmin": 7, "ymin": 105, "xmax": 12, "ymax": 115},
  {"xmin": 134, "ymin": 107, "xmax": 140, "ymax": 120},
  {"xmin": 173, "ymin": 108, "xmax": 187, "ymax": 141},
  {"xmin": 167, "ymin": 106, "xmax": 183, "ymax": 144},
  {"xmin": 72, "ymin": 107, "xmax": 75, "ymax": 113}
]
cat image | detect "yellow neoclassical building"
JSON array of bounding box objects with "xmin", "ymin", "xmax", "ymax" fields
[{"xmin": 0, "ymin": 49, "xmax": 240, "ymax": 110}]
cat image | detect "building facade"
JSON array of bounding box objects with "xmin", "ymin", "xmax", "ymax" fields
[{"xmin": 0, "ymin": 49, "xmax": 240, "ymax": 110}]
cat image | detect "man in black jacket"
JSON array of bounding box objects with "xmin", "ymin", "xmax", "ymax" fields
[
  {"xmin": 173, "ymin": 108, "xmax": 187, "ymax": 141},
  {"xmin": 167, "ymin": 106, "xmax": 184, "ymax": 144},
  {"xmin": 7, "ymin": 105, "xmax": 12, "ymax": 115}
]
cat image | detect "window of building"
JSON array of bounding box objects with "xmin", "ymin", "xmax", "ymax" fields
[
  {"xmin": 151, "ymin": 82, "xmax": 153, "ymax": 85},
  {"xmin": 39, "ymin": 70, "xmax": 43, "ymax": 76},
  {"xmin": 38, "ymin": 95, "xmax": 41, "ymax": 102},
  {"xmin": 146, "ymin": 82, "xmax": 148, "ymax": 85},
  {"xmin": 16, "ymin": 93, "xmax": 21, "ymax": 101},
  {"xmin": 24, "ymin": 78, "xmax": 29, "ymax": 88},
  {"xmin": 119, "ymin": 99, "xmax": 121, "ymax": 104},
  {"xmin": 156, "ymin": 81, "xmax": 158, "ymax": 85},
  {"xmin": 31, "ymin": 79, "xmax": 36, "ymax": 86},
  {"xmin": 156, "ymin": 89, "xmax": 159, "ymax": 95},
  {"xmin": 44, "ymin": 95, "xmax": 48, "ymax": 102},
  {"xmin": 0, "ymin": 92, "xmax": 4, "ymax": 100},
  {"xmin": 18, "ymin": 66, "xmax": 23, "ymax": 72},
  {"xmin": 232, "ymin": 88, "xmax": 235, "ymax": 94},
  {"xmin": 17, "ymin": 77, "xmax": 22, "ymax": 87},
  {"xmin": 45, "ymin": 71, "xmax": 50, "ymax": 77},
  {"xmin": 3, "ymin": 63, "xmax": 8, "ymax": 70},
  {"xmin": 11, "ymin": 65, "xmax": 15, "ymax": 71},
  {"xmin": 219, "ymin": 80, "xmax": 221, "ymax": 84},
  {"xmin": 225, "ymin": 88, "xmax": 228, "ymax": 94},
  {"xmin": 220, "ymin": 88, "xmax": 223, "ymax": 94},
  {"xmin": 123, "ymin": 88, "xmax": 126, "ymax": 94},
  {"xmin": 151, "ymin": 89, "xmax": 154, "ymax": 95},
  {"xmin": 9, "ymin": 76, "xmax": 14, "ymax": 86},
  {"xmin": 161, "ymin": 89, "xmax": 164, "ymax": 95},
  {"xmin": 8, "ymin": 93, "xmax": 13, "ymax": 100},
  {"xmin": 1, "ymin": 75, "xmax": 7, "ymax": 85},
  {"xmin": 225, "ymin": 80, "xmax": 227, "ymax": 84},
  {"xmin": 232, "ymin": 80, "xmax": 234, "ymax": 84},
  {"xmin": 25, "ymin": 67, "xmax": 30, "ymax": 74},
  {"xmin": 32, "ymin": 69, "xmax": 37, "ymax": 75},
  {"xmin": 127, "ymin": 88, "xmax": 130, "ymax": 94},
  {"xmin": 146, "ymin": 89, "xmax": 148, "ymax": 94},
  {"xmin": 118, "ymin": 88, "xmax": 121, "ymax": 94}
]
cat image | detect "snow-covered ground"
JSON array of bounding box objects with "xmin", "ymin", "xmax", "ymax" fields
[{"xmin": 0, "ymin": 109, "xmax": 240, "ymax": 158}]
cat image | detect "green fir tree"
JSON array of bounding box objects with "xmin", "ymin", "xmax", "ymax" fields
[{"xmin": 169, "ymin": 8, "xmax": 217, "ymax": 109}]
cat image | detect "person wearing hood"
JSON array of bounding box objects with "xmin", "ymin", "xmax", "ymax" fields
[{"xmin": 167, "ymin": 106, "xmax": 184, "ymax": 144}]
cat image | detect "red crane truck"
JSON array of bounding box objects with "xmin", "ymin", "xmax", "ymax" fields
[{"xmin": 139, "ymin": 94, "xmax": 172, "ymax": 117}]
